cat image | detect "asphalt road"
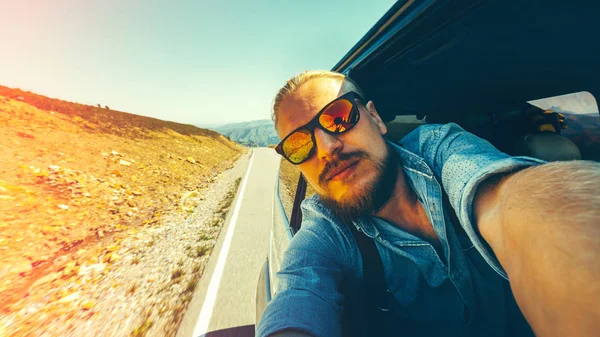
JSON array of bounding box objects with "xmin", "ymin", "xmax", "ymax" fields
[{"xmin": 177, "ymin": 148, "xmax": 280, "ymax": 337}]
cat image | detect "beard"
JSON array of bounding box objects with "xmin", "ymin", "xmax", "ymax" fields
[{"xmin": 319, "ymin": 143, "xmax": 399, "ymax": 224}]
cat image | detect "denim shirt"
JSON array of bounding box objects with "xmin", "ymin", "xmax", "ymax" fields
[{"xmin": 257, "ymin": 123, "xmax": 545, "ymax": 337}]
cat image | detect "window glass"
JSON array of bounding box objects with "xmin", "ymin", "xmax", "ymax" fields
[
  {"xmin": 278, "ymin": 158, "xmax": 300, "ymax": 222},
  {"xmin": 528, "ymin": 91, "xmax": 600, "ymax": 161},
  {"xmin": 278, "ymin": 158, "xmax": 317, "ymax": 222},
  {"xmin": 528, "ymin": 91, "xmax": 598, "ymax": 115}
]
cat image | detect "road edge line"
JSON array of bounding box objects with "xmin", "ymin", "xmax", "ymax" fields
[{"xmin": 192, "ymin": 150, "xmax": 255, "ymax": 337}]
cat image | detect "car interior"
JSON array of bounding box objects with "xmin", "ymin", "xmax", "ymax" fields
[{"xmin": 291, "ymin": 0, "xmax": 600, "ymax": 231}]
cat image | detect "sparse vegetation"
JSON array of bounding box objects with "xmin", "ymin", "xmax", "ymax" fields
[
  {"xmin": 205, "ymin": 178, "xmax": 241, "ymax": 228},
  {"xmin": 278, "ymin": 158, "xmax": 317, "ymax": 218},
  {"xmin": 192, "ymin": 263, "xmax": 201, "ymax": 274},
  {"xmin": 131, "ymin": 313, "xmax": 154, "ymax": 337},
  {"xmin": 194, "ymin": 245, "xmax": 210, "ymax": 258},
  {"xmin": 128, "ymin": 282, "xmax": 137, "ymax": 295},
  {"xmin": 171, "ymin": 268, "xmax": 184, "ymax": 282},
  {"xmin": 0, "ymin": 86, "xmax": 245, "ymax": 335},
  {"xmin": 184, "ymin": 279, "xmax": 196, "ymax": 294}
]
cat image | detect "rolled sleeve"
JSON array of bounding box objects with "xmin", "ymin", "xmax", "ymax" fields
[
  {"xmin": 409, "ymin": 123, "xmax": 546, "ymax": 279},
  {"xmin": 256, "ymin": 219, "xmax": 346, "ymax": 337},
  {"xmin": 457, "ymin": 156, "xmax": 545, "ymax": 279}
]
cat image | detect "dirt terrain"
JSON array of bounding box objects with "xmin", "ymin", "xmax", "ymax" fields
[{"xmin": 0, "ymin": 86, "xmax": 246, "ymax": 336}]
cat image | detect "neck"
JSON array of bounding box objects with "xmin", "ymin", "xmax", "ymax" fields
[{"xmin": 374, "ymin": 166, "xmax": 440, "ymax": 246}]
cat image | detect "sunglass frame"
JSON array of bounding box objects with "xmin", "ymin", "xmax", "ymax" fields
[{"xmin": 275, "ymin": 91, "xmax": 364, "ymax": 165}]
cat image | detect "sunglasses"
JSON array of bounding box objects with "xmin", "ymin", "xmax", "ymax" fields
[{"xmin": 275, "ymin": 91, "xmax": 363, "ymax": 165}]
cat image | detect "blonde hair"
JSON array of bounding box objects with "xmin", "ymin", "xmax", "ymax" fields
[{"xmin": 272, "ymin": 70, "xmax": 365, "ymax": 125}]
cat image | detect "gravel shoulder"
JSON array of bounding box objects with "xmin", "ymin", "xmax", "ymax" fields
[{"xmin": 0, "ymin": 151, "xmax": 251, "ymax": 337}]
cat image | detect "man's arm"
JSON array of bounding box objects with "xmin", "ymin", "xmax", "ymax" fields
[
  {"xmin": 404, "ymin": 123, "xmax": 600, "ymax": 336},
  {"xmin": 256, "ymin": 200, "xmax": 356, "ymax": 337},
  {"xmin": 402, "ymin": 123, "xmax": 546, "ymax": 278},
  {"xmin": 474, "ymin": 160, "xmax": 600, "ymax": 337}
]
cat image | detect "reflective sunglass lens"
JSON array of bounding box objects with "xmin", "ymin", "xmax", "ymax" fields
[
  {"xmin": 319, "ymin": 99, "xmax": 358, "ymax": 133},
  {"xmin": 282, "ymin": 128, "xmax": 313, "ymax": 163}
]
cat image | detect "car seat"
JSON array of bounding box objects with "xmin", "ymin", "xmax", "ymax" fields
[{"xmin": 513, "ymin": 104, "xmax": 582, "ymax": 161}]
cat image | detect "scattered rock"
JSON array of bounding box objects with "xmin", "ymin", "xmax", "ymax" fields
[
  {"xmin": 186, "ymin": 157, "xmax": 196, "ymax": 164},
  {"xmin": 81, "ymin": 300, "xmax": 95, "ymax": 311},
  {"xmin": 12, "ymin": 260, "xmax": 32, "ymax": 276},
  {"xmin": 61, "ymin": 261, "xmax": 80, "ymax": 277},
  {"xmin": 110, "ymin": 150, "xmax": 121, "ymax": 157},
  {"xmin": 54, "ymin": 255, "xmax": 69, "ymax": 266},
  {"xmin": 181, "ymin": 191, "xmax": 198, "ymax": 201},
  {"xmin": 34, "ymin": 170, "xmax": 49, "ymax": 178},
  {"xmin": 48, "ymin": 165, "xmax": 61, "ymax": 172},
  {"xmin": 41, "ymin": 225, "xmax": 59, "ymax": 234},
  {"xmin": 119, "ymin": 159, "xmax": 131, "ymax": 166},
  {"xmin": 31, "ymin": 272, "xmax": 59, "ymax": 288},
  {"xmin": 102, "ymin": 252, "xmax": 120, "ymax": 263},
  {"xmin": 132, "ymin": 191, "xmax": 142, "ymax": 196},
  {"xmin": 58, "ymin": 204, "xmax": 69, "ymax": 210},
  {"xmin": 105, "ymin": 245, "xmax": 120, "ymax": 252},
  {"xmin": 16, "ymin": 132, "xmax": 35, "ymax": 139},
  {"xmin": 58, "ymin": 291, "xmax": 81, "ymax": 303},
  {"xmin": 78, "ymin": 263, "xmax": 106, "ymax": 276}
]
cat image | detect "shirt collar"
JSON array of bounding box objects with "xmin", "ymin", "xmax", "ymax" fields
[{"xmin": 388, "ymin": 140, "xmax": 434, "ymax": 179}]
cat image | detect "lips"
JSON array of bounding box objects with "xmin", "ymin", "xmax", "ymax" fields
[{"xmin": 327, "ymin": 160, "xmax": 359, "ymax": 181}]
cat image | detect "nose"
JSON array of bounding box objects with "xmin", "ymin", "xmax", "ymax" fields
[{"xmin": 314, "ymin": 128, "xmax": 343, "ymax": 160}]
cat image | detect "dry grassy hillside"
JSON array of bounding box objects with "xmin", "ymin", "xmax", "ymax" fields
[
  {"xmin": 277, "ymin": 158, "xmax": 317, "ymax": 221},
  {"xmin": 0, "ymin": 86, "xmax": 245, "ymax": 327}
]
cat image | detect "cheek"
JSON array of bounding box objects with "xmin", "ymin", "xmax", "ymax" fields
[
  {"xmin": 343, "ymin": 114, "xmax": 386, "ymax": 150},
  {"xmin": 299, "ymin": 163, "xmax": 324, "ymax": 192}
]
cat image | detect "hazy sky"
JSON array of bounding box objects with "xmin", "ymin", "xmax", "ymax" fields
[{"xmin": 0, "ymin": 0, "xmax": 395, "ymax": 126}]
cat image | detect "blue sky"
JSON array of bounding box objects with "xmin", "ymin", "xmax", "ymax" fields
[{"xmin": 0, "ymin": 0, "xmax": 396, "ymax": 125}]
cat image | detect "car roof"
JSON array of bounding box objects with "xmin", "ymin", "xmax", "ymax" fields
[{"xmin": 333, "ymin": 0, "xmax": 600, "ymax": 123}]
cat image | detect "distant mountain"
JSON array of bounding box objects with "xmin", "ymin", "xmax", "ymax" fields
[{"xmin": 210, "ymin": 119, "xmax": 279, "ymax": 147}]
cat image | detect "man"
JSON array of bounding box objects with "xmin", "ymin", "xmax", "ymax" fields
[{"xmin": 257, "ymin": 70, "xmax": 600, "ymax": 337}]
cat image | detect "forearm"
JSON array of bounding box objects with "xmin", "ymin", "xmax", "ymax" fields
[{"xmin": 478, "ymin": 161, "xmax": 600, "ymax": 337}]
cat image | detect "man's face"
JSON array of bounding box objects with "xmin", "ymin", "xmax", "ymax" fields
[{"xmin": 276, "ymin": 77, "xmax": 396, "ymax": 221}]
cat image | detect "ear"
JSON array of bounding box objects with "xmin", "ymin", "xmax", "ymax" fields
[{"xmin": 365, "ymin": 101, "xmax": 387, "ymax": 135}]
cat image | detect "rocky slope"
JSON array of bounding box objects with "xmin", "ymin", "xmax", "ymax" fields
[{"xmin": 0, "ymin": 86, "xmax": 247, "ymax": 336}]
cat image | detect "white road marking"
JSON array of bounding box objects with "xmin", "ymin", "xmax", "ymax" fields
[{"xmin": 192, "ymin": 151, "xmax": 255, "ymax": 337}]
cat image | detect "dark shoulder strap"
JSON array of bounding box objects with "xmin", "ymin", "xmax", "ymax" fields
[
  {"xmin": 342, "ymin": 191, "xmax": 464, "ymax": 337},
  {"xmin": 346, "ymin": 223, "xmax": 389, "ymax": 337}
]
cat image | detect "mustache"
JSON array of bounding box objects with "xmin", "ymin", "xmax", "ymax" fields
[{"xmin": 318, "ymin": 151, "xmax": 370, "ymax": 186}]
